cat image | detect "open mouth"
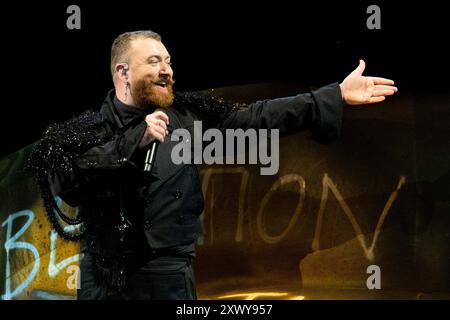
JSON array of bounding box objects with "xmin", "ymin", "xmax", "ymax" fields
[{"xmin": 154, "ymin": 81, "xmax": 167, "ymax": 88}]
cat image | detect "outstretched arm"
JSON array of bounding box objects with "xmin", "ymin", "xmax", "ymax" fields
[{"xmin": 340, "ymin": 60, "xmax": 398, "ymax": 105}]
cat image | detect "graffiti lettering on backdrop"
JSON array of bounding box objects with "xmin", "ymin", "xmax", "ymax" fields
[
  {"xmin": 2, "ymin": 169, "xmax": 406, "ymax": 299},
  {"xmin": 1, "ymin": 197, "xmax": 79, "ymax": 300},
  {"xmin": 200, "ymin": 167, "xmax": 406, "ymax": 261},
  {"xmin": 1, "ymin": 210, "xmax": 39, "ymax": 300}
]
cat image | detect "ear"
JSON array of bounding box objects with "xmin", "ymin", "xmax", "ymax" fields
[{"xmin": 116, "ymin": 63, "xmax": 129, "ymax": 82}]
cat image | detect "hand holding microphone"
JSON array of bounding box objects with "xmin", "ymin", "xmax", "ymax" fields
[{"xmin": 139, "ymin": 109, "xmax": 169, "ymax": 172}]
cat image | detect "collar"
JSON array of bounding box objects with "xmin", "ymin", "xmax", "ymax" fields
[{"xmin": 100, "ymin": 90, "xmax": 146, "ymax": 129}]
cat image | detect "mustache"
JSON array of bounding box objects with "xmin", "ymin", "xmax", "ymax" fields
[{"xmin": 152, "ymin": 77, "xmax": 175, "ymax": 86}]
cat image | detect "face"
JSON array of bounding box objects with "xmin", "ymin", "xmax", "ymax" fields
[{"xmin": 127, "ymin": 38, "xmax": 175, "ymax": 109}]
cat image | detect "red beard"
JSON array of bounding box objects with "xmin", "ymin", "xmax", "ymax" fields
[{"xmin": 132, "ymin": 76, "xmax": 175, "ymax": 110}]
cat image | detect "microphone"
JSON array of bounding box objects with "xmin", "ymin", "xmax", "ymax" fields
[
  {"xmin": 144, "ymin": 140, "xmax": 159, "ymax": 173},
  {"xmin": 143, "ymin": 108, "xmax": 167, "ymax": 173}
]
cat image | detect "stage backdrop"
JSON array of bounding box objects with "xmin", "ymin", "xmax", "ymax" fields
[{"xmin": 1, "ymin": 84, "xmax": 449, "ymax": 300}]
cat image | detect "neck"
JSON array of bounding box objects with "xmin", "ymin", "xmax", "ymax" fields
[{"xmin": 115, "ymin": 85, "xmax": 137, "ymax": 107}]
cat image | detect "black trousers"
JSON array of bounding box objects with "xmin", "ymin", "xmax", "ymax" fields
[{"xmin": 78, "ymin": 249, "xmax": 197, "ymax": 300}]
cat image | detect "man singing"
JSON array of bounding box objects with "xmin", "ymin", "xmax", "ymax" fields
[{"xmin": 29, "ymin": 30, "xmax": 397, "ymax": 299}]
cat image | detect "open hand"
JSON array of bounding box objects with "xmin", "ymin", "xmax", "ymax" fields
[{"xmin": 340, "ymin": 60, "xmax": 398, "ymax": 105}]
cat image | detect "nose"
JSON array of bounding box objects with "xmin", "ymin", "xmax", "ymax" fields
[{"xmin": 159, "ymin": 61, "xmax": 173, "ymax": 77}]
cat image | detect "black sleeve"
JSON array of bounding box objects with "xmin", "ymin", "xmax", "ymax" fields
[
  {"xmin": 74, "ymin": 121, "xmax": 147, "ymax": 171},
  {"xmin": 49, "ymin": 120, "xmax": 147, "ymax": 207},
  {"xmin": 215, "ymin": 82, "xmax": 344, "ymax": 144}
]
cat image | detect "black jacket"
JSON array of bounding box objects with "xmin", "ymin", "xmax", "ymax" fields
[{"xmin": 48, "ymin": 83, "xmax": 344, "ymax": 259}]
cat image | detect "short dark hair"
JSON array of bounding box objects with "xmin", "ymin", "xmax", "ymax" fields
[{"xmin": 110, "ymin": 30, "xmax": 162, "ymax": 79}]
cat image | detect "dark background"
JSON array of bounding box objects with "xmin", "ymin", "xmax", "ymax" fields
[{"xmin": 2, "ymin": 1, "xmax": 449, "ymax": 158}]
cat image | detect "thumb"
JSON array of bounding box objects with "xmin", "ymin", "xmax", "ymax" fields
[{"xmin": 354, "ymin": 59, "xmax": 366, "ymax": 75}]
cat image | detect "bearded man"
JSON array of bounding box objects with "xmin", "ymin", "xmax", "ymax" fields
[{"xmin": 29, "ymin": 30, "xmax": 397, "ymax": 300}]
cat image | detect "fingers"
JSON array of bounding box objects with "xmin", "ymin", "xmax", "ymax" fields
[
  {"xmin": 145, "ymin": 112, "xmax": 169, "ymax": 131},
  {"xmin": 148, "ymin": 125, "xmax": 166, "ymax": 143},
  {"xmin": 153, "ymin": 111, "xmax": 169, "ymax": 125},
  {"xmin": 368, "ymin": 77, "xmax": 395, "ymax": 85},
  {"xmin": 139, "ymin": 124, "xmax": 165, "ymax": 147},
  {"xmin": 375, "ymin": 85, "xmax": 398, "ymax": 92},
  {"xmin": 152, "ymin": 120, "xmax": 168, "ymax": 142},
  {"xmin": 354, "ymin": 59, "xmax": 366, "ymax": 75},
  {"xmin": 372, "ymin": 83, "xmax": 398, "ymax": 98},
  {"xmin": 372, "ymin": 89, "xmax": 396, "ymax": 97},
  {"xmin": 142, "ymin": 111, "xmax": 171, "ymax": 144},
  {"xmin": 368, "ymin": 96, "xmax": 386, "ymax": 104},
  {"xmin": 152, "ymin": 118, "xmax": 167, "ymax": 132}
]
